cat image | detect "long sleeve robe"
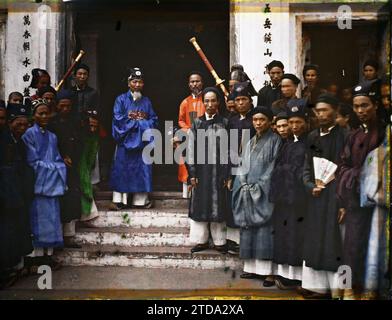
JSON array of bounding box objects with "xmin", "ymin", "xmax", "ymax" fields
[
  {"xmin": 22, "ymin": 124, "xmax": 67, "ymax": 248},
  {"xmin": 0, "ymin": 129, "xmax": 34, "ymax": 270},
  {"xmin": 359, "ymin": 127, "xmax": 390, "ymax": 293},
  {"xmin": 232, "ymin": 129, "xmax": 282, "ymax": 260},
  {"xmin": 257, "ymin": 84, "xmax": 282, "ymax": 109},
  {"xmin": 225, "ymin": 112, "xmax": 255, "ymax": 228},
  {"xmin": 187, "ymin": 114, "xmax": 229, "ymax": 223},
  {"xmin": 336, "ymin": 122, "xmax": 386, "ymax": 289},
  {"xmin": 302, "ymin": 126, "xmax": 347, "ymax": 272},
  {"xmin": 177, "ymin": 94, "xmax": 205, "ymax": 183},
  {"xmin": 269, "ymin": 134, "xmax": 308, "ymax": 266},
  {"xmin": 49, "ymin": 115, "xmax": 83, "ymax": 223},
  {"xmin": 110, "ymin": 91, "xmax": 158, "ymax": 193}
]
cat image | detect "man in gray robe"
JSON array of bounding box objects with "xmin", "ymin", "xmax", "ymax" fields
[{"xmin": 232, "ymin": 106, "xmax": 282, "ymax": 286}]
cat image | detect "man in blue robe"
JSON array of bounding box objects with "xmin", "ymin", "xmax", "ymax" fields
[
  {"xmin": 110, "ymin": 67, "xmax": 158, "ymax": 209},
  {"xmin": 22, "ymin": 99, "xmax": 67, "ymax": 269}
]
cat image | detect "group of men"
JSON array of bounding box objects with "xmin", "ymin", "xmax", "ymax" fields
[
  {"xmin": 164, "ymin": 59, "xmax": 390, "ymax": 300},
  {"xmin": 0, "ymin": 64, "xmax": 101, "ymax": 288},
  {"xmin": 0, "ymin": 56, "xmax": 390, "ymax": 300}
]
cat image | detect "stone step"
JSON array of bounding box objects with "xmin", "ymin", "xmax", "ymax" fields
[
  {"xmin": 56, "ymin": 245, "xmax": 243, "ymax": 270},
  {"xmin": 85, "ymin": 208, "xmax": 189, "ymax": 228},
  {"xmin": 73, "ymin": 226, "xmax": 191, "ymax": 247},
  {"xmin": 96, "ymin": 195, "xmax": 189, "ymax": 210},
  {"xmin": 95, "ymin": 191, "xmax": 185, "ymax": 200}
]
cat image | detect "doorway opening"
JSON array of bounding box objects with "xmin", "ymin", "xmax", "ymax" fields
[{"xmin": 71, "ymin": 0, "xmax": 230, "ymax": 191}]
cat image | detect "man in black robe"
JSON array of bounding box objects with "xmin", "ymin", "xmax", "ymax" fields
[
  {"xmin": 336, "ymin": 83, "xmax": 387, "ymax": 298},
  {"xmin": 299, "ymin": 93, "xmax": 348, "ymax": 299},
  {"xmin": 187, "ymin": 87, "xmax": 230, "ymax": 254},
  {"xmin": 71, "ymin": 63, "xmax": 104, "ymax": 184},
  {"xmin": 257, "ymin": 60, "xmax": 284, "ymax": 109},
  {"xmin": 48, "ymin": 89, "xmax": 83, "ymax": 248},
  {"xmin": 271, "ymin": 74, "xmax": 301, "ymax": 116},
  {"xmin": 0, "ymin": 104, "xmax": 34, "ymax": 288},
  {"xmin": 226, "ymin": 81, "xmax": 256, "ymax": 255},
  {"xmin": 269, "ymin": 99, "xmax": 309, "ymax": 289}
]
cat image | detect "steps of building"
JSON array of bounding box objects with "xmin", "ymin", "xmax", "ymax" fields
[
  {"xmin": 72, "ymin": 226, "xmax": 191, "ymax": 247},
  {"xmin": 86, "ymin": 206, "xmax": 189, "ymax": 228},
  {"xmin": 56, "ymin": 245, "xmax": 243, "ymax": 270},
  {"xmin": 96, "ymin": 193, "xmax": 189, "ymax": 210}
]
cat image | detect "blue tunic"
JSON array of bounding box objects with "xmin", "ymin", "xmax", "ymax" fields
[
  {"xmin": 110, "ymin": 91, "xmax": 158, "ymax": 193},
  {"xmin": 22, "ymin": 124, "xmax": 67, "ymax": 248}
]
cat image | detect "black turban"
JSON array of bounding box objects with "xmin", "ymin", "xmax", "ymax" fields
[
  {"xmin": 250, "ymin": 106, "xmax": 273, "ymax": 121},
  {"xmin": 282, "ymin": 73, "xmax": 301, "ymax": 85},
  {"xmin": 316, "ymin": 93, "xmax": 339, "ymax": 108},
  {"xmin": 7, "ymin": 103, "xmax": 31, "ymax": 121},
  {"xmin": 267, "ymin": 60, "xmax": 284, "ymax": 71}
]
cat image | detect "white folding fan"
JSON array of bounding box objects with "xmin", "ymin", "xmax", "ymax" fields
[{"xmin": 313, "ymin": 157, "xmax": 338, "ymax": 188}]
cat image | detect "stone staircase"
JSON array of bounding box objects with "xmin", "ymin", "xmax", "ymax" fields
[{"xmin": 55, "ymin": 191, "xmax": 243, "ymax": 270}]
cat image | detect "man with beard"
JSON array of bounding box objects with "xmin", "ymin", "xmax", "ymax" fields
[
  {"xmin": 110, "ymin": 67, "xmax": 158, "ymax": 209},
  {"xmin": 0, "ymin": 104, "xmax": 34, "ymax": 288},
  {"xmin": 271, "ymin": 74, "xmax": 301, "ymax": 116},
  {"xmin": 299, "ymin": 93, "xmax": 348, "ymax": 299},
  {"xmin": 232, "ymin": 106, "xmax": 282, "ymax": 287},
  {"xmin": 187, "ymin": 87, "xmax": 230, "ymax": 254},
  {"xmin": 257, "ymin": 60, "xmax": 284, "ymax": 109},
  {"xmin": 177, "ymin": 71, "xmax": 205, "ymax": 198},
  {"xmin": 269, "ymin": 99, "xmax": 309, "ymax": 289}
]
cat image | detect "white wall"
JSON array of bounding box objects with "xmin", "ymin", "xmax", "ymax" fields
[
  {"xmin": 4, "ymin": 2, "xmax": 64, "ymax": 99},
  {"xmin": 230, "ymin": 2, "xmax": 294, "ymax": 98}
]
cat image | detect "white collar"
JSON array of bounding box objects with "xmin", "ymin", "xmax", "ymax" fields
[
  {"xmin": 320, "ymin": 125, "xmax": 336, "ymax": 136},
  {"xmin": 205, "ymin": 113, "xmax": 216, "ymax": 120},
  {"xmin": 293, "ymin": 135, "xmax": 299, "ymax": 142}
]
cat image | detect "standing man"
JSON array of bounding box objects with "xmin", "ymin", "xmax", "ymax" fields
[
  {"xmin": 336, "ymin": 83, "xmax": 387, "ymax": 298},
  {"xmin": 71, "ymin": 63, "xmax": 102, "ymax": 186},
  {"xmin": 48, "ymin": 90, "xmax": 83, "ymax": 248},
  {"xmin": 187, "ymin": 87, "xmax": 230, "ymax": 254},
  {"xmin": 257, "ymin": 60, "xmax": 284, "ymax": 109},
  {"xmin": 110, "ymin": 67, "xmax": 158, "ymax": 210},
  {"xmin": 299, "ymin": 93, "xmax": 348, "ymax": 299},
  {"xmin": 269, "ymin": 100, "xmax": 309, "ymax": 289},
  {"xmin": 177, "ymin": 71, "xmax": 205, "ymax": 198},
  {"xmin": 226, "ymin": 81, "xmax": 256, "ymax": 254},
  {"xmin": 0, "ymin": 104, "xmax": 34, "ymax": 288},
  {"xmin": 232, "ymin": 106, "xmax": 282, "ymax": 287},
  {"xmin": 22, "ymin": 99, "xmax": 67, "ymax": 270},
  {"xmin": 271, "ymin": 74, "xmax": 301, "ymax": 116}
]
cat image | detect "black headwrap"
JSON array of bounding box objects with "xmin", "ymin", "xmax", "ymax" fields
[
  {"xmin": 302, "ymin": 64, "xmax": 320, "ymax": 77},
  {"xmin": 6, "ymin": 103, "xmax": 31, "ymax": 121},
  {"xmin": 282, "ymin": 73, "xmax": 301, "ymax": 85},
  {"xmin": 37, "ymin": 85, "xmax": 57, "ymax": 98},
  {"xmin": 128, "ymin": 67, "xmax": 143, "ymax": 81},
  {"xmin": 267, "ymin": 60, "xmax": 284, "ymax": 71},
  {"xmin": 250, "ymin": 106, "xmax": 273, "ymax": 121},
  {"xmin": 287, "ymin": 99, "xmax": 308, "ymax": 120},
  {"xmin": 232, "ymin": 81, "xmax": 254, "ymax": 99},
  {"xmin": 316, "ymin": 93, "xmax": 339, "ymax": 109},
  {"xmin": 363, "ymin": 59, "xmax": 379, "ymax": 71},
  {"xmin": 74, "ymin": 63, "xmax": 90, "ymax": 75},
  {"xmin": 29, "ymin": 68, "xmax": 50, "ymax": 88}
]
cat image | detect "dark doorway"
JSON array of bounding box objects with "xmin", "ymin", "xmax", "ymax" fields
[
  {"xmin": 71, "ymin": 0, "xmax": 230, "ymax": 190},
  {"xmin": 303, "ymin": 20, "xmax": 388, "ymax": 92}
]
